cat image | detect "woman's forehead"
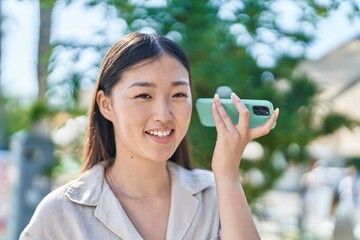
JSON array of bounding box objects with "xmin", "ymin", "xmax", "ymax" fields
[
  {"xmin": 129, "ymin": 54, "xmax": 185, "ymax": 71},
  {"xmin": 119, "ymin": 55, "xmax": 190, "ymax": 86}
]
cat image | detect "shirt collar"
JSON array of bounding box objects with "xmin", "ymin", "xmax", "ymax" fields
[
  {"xmin": 64, "ymin": 161, "xmax": 215, "ymax": 239},
  {"xmin": 65, "ymin": 161, "xmax": 214, "ymax": 206},
  {"xmin": 65, "ymin": 163, "xmax": 105, "ymax": 206}
]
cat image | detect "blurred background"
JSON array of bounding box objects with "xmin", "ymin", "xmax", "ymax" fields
[{"xmin": 1, "ymin": 0, "xmax": 360, "ymax": 239}]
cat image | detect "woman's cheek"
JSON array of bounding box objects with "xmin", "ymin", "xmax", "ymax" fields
[{"xmin": 180, "ymin": 102, "xmax": 192, "ymax": 125}]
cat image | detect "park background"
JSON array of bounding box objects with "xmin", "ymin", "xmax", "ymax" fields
[{"xmin": 1, "ymin": 0, "xmax": 360, "ymax": 239}]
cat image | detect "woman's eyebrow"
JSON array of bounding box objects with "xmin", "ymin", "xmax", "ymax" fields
[
  {"xmin": 172, "ymin": 80, "xmax": 190, "ymax": 87},
  {"xmin": 128, "ymin": 80, "xmax": 189, "ymax": 89},
  {"xmin": 128, "ymin": 81, "xmax": 157, "ymax": 89}
]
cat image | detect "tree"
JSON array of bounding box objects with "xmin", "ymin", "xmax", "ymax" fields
[
  {"xmin": 0, "ymin": 0, "xmax": 5, "ymax": 149},
  {"xmin": 0, "ymin": 0, "xmax": 97, "ymax": 147},
  {"xmin": 87, "ymin": 0, "xmax": 360, "ymax": 201},
  {"xmin": 5, "ymin": 0, "xmax": 359, "ymax": 202},
  {"xmin": 37, "ymin": 0, "xmax": 55, "ymax": 101}
]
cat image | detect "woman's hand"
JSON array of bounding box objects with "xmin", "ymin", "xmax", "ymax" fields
[
  {"xmin": 211, "ymin": 92, "xmax": 279, "ymax": 179},
  {"xmin": 211, "ymin": 92, "xmax": 278, "ymax": 239}
]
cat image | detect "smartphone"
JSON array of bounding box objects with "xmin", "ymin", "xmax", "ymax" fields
[{"xmin": 195, "ymin": 98, "xmax": 276, "ymax": 129}]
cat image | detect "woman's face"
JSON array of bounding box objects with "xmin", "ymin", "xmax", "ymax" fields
[{"xmin": 98, "ymin": 54, "xmax": 192, "ymax": 163}]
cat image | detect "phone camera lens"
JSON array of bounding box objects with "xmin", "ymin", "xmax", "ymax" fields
[{"xmin": 252, "ymin": 106, "xmax": 270, "ymax": 116}]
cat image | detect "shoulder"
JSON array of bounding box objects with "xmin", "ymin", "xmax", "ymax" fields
[
  {"xmin": 23, "ymin": 164, "xmax": 105, "ymax": 219},
  {"xmin": 33, "ymin": 180, "xmax": 80, "ymax": 218},
  {"xmin": 20, "ymin": 183, "xmax": 72, "ymax": 239},
  {"xmin": 21, "ymin": 164, "xmax": 108, "ymax": 239},
  {"xmin": 34, "ymin": 182, "xmax": 72, "ymax": 214},
  {"xmin": 25, "ymin": 163, "xmax": 105, "ymax": 222}
]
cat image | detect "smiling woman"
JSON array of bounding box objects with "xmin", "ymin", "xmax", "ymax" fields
[
  {"xmin": 20, "ymin": 32, "xmax": 278, "ymax": 240},
  {"xmin": 96, "ymin": 54, "xmax": 192, "ymax": 167}
]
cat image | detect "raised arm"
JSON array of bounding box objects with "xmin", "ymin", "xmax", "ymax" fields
[{"xmin": 211, "ymin": 93, "xmax": 279, "ymax": 240}]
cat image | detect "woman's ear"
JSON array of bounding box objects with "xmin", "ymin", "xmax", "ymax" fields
[{"xmin": 96, "ymin": 90, "xmax": 113, "ymax": 122}]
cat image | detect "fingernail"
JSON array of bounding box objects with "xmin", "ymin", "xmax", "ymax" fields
[
  {"xmin": 231, "ymin": 92, "xmax": 239, "ymax": 100},
  {"xmin": 214, "ymin": 93, "xmax": 219, "ymax": 100}
]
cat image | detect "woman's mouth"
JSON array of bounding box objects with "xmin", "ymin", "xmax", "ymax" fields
[
  {"xmin": 145, "ymin": 129, "xmax": 174, "ymax": 144},
  {"xmin": 146, "ymin": 129, "xmax": 172, "ymax": 138}
]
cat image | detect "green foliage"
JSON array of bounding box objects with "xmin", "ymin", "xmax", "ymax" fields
[
  {"xmin": 2, "ymin": 100, "xmax": 46, "ymax": 148},
  {"xmin": 319, "ymin": 112, "xmax": 360, "ymax": 135},
  {"xmin": 28, "ymin": 100, "xmax": 53, "ymax": 123},
  {"xmin": 3, "ymin": 99, "xmax": 53, "ymax": 139},
  {"xmin": 77, "ymin": 0, "xmax": 360, "ymax": 202},
  {"xmin": 2, "ymin": 96, "xmax": 83, "ymax": 148},
  {"xmin": 39, "ymin": 0, "xmax": 56, "ymax": 8},
  {"xmin": 8, "ymin": 0, "xmax": 360, "ymax": 203},
  {"xmin": 3, "ymin": 100, "xmax": 33, "ymax": 144}
]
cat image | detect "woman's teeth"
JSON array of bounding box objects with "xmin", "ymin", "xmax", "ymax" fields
[{"xmin": 147, "ymin": 130, "xmax": 171, "ymax": 138}]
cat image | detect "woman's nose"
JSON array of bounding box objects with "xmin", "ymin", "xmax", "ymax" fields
[{"xmin": 152, "ymin": 100, "xmax": 173, "ymax": 123}]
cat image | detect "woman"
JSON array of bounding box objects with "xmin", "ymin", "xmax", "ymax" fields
[{"xmin": 21, "ymin": 32, "xmax": 279, "ymax": 239}]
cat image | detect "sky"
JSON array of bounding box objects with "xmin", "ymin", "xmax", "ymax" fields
[
  {"xmin": 2, "ymin": 0, "xmax": 360, "ymax": 100},
  {"xmin": 2, "ymin": 0, "xmax": 126, "ymax": 100}
]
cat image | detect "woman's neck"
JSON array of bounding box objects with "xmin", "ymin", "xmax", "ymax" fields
[{"xmin": 105, "ymin": 156, "xmax": 171, "ymax": 200}]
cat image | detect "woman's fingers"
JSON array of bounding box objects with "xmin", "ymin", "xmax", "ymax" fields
[
  {"xmin": 250, "ymin": 108, "xmax": 279, "ymax": 140},
  {"xmin": 212, "ymin": 94, "xmax": 236, "ymax": 132},
  {"xmin": 212, "ymin": 101, "xmax": 225, "ymax": 134},
  {"xmin": 213, "ymin": 93, "xmax": 279, "ymax": 140},
  {"xmin": 231, "ymin": 93, "xmax": 250, "ymax": 132}
]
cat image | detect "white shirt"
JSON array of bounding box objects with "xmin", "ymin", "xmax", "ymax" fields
[{"xmin": 20, "ymin": 161, "xmax": 220, "ymax": 240}]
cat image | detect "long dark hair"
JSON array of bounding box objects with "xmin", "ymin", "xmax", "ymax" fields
[{"xmin": 82, "ymin": 33, "xmax": 192, "ymax": 172}]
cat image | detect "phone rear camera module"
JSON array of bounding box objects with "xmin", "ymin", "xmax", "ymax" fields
[{"xmin": 253, "ymin": 106, "xmax": 270, "ymax": 116}]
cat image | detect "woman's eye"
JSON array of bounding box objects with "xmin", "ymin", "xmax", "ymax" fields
[
  {"xmin": 135, "ymin": 94, "xmax": 151, "ymax": 99},
  {"xmin": 173, "ymin": 93, "xmax": 188, "ymax": 98}
]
